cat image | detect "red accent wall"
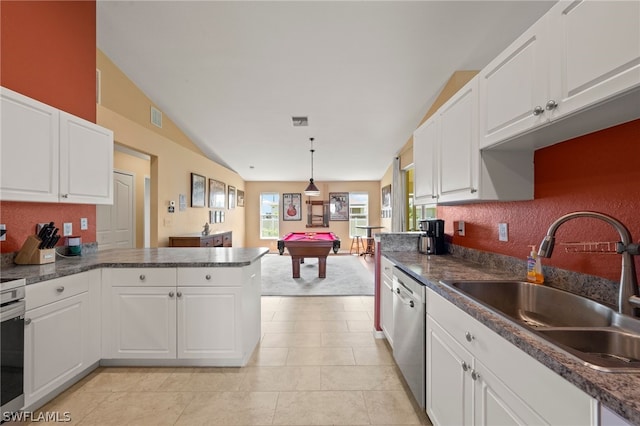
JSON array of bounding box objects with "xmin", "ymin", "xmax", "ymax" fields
[
  {"xmin": 439, "ymin": 119, "xmax": 640, "ymax": 282},
  {"xmin": 0, "ymin": 1, "xmax": 97, "ymax": 254}
]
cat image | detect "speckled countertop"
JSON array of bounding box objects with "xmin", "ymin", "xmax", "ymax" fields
[
  {"xmin": 385, "ymin": 251, "xmax": 640, "ymax": 425},
  {"xmin": 0, "ymin": 247, "xmax": 269, "ymax": 285}
]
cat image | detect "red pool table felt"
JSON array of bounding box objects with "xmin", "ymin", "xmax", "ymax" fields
[{"xmin": 280, "ymin": 232, "xmax": 339, "ymax": 278}]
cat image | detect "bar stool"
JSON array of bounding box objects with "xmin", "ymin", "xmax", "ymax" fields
[
  {"xmin": 364, "ymin": 237, "xmax": 375, "ymax": 257},
  {"xmin": 350, "ymin": 236, "xmax": 364, "ymax": 255}
]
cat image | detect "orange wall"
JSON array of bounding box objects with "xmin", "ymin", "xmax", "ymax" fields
[
  {"xmin": 0, "ymin": 1, "xmax": 97, "ymax": 253},
  {"xmin": 438, "ymin": 119, "xmax": 640, "ymax": 282}
]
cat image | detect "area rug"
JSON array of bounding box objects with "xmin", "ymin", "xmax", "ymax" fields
[{"xmin": 260, "ymin": 253, "xmax": 374, "ymax": 296}]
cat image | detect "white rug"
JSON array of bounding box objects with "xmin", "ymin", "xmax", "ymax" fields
[{"xmin": 260, "ymin": 253, "xmax": 375, "ymax": 296}]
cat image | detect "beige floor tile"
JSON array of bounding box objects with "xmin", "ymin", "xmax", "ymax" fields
[
  {"xmin": 175, "ymin": 391, "xmax": 278, "ymax": 425},
  {"xmin": 321, "ymin": 366, "xmax": 404, "ymax": 391},
  {"xmin": 273, "ymin": 308, "xmax": 370, "ymax": 322},
  {"xmin": 79, "ymin": 391, "xmax": 194, "ymax": 425},
  {"xmin": 347, "ymin": 320, "xmax": 376, "ymax": 332},
  {"xmin": 273, "ymin": 390, "xmax": 370, "ymax": 425},
  {"xmin": 352, "ymin": 344, "xmax": 395, "ymax": 366},
  {"xmin": 161, "ymin": 367, "xmax": 246, "ymax": 392},
  {"xmin": 322, "ymin": 332, "xmax": 378, "ymax": 347},
  {"xmin": 240, "ymin": 366, "xmax": 322, "ymax": 391},
  {"xmin": 261, "ymin": 332, "xmax": 322, "ymax": 348},
  {"xmin": 262, "ymin": 310, "xmax": 276, "ymax": 321},
  {"xmin": 262, "ymin": 321, "xmax": 297, "ymax": 333},
  {"xmin": 293, "ymin": 320, "xmax": 349, "ymax": 333},
  {"xmin": 363, "ymin": 390, "xmax": 425, "ymax": 425},
  {"xmin": 247, "ymin": 347, "xmax": 289, "ymax": 366},
  {"xmin": 78, "ymin": 370, "xmax": 172, "ymax": 392},
  {"xmin": 286, "ymin": 347, "xmax": 356, "ymax": 366},
  {"xmin": 27, "ymin": 390, "xmax": 111, "ymax": 425}
]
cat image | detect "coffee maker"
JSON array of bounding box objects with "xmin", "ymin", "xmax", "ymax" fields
[{"xmin": 418, "ymin": 219, "xmax": 446, "ymax": 255}]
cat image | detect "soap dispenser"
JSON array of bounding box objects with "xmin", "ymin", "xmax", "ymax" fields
[{"xmin": 527, "ymin": 245, "xmax": 544, "ymax": 284}]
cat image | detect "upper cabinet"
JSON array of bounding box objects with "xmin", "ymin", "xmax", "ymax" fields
[
  {"xmin": 414, "ymin": 77, "xmax": 534, "ymax": 205},
  {"xmin": 1, "ymin": 87, "xmax": 114, "ymax": 204},
  {"xmin": 479, "ymin": 0, "xmax": 640, "ymax": 150}
]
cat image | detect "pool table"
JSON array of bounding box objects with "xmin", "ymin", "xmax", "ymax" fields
[{"xmin": 277, "ymin": 232, "xmax": 341, "ymax": 278}]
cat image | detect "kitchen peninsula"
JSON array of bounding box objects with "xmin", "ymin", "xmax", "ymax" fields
[{"xmin": 1, "ymin": 247, "xmax": 268, "ymax": 411}]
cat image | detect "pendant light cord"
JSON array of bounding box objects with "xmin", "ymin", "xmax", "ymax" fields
[{"xmin": 310, "ymin": 137, "xmax": 315, "ymax": 180}]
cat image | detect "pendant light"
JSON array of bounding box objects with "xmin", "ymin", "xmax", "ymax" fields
[{"xmin": 304, "ymin": 137, "xmax": 320, "ymax": 196}]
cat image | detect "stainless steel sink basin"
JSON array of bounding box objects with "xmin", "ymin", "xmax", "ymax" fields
[
  {"xmin": 537, "ymin": 329, "xmax": 640, "ymax": 372},
  {"xmin": 440, "ymin": 280, "xmax": 640, "ymax": 372},
  {"xmin": 444, "ymin": 280, "xmax": 615, "ymax": 328}
]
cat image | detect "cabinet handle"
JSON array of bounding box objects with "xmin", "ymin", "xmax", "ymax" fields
[
  {"xmin": 532, "ymin": 105, "xmax": 544, "ymax": 116},
  {"xmin": 545, "ymin": 100, "xmax": 558, "ymax": 111},
  {"xmin": 169, "ymin": 291, "xmax": 174, "ymax": 297},
  {"xmin": 461, "ymin": 361, "xmax": 469, "ymax": 372},
  {"xmin": 471, "ymin": 370, "xmax": 480, "ymax": 381},
  {"xmin": 396, "ymin": 288, "xmax": 401, "ymax": 294},
  {"xmin": 205, "ymin": 274, "xmax": 211, "ymax": 280},
  {"xmin": 177, "ymin": 291, "xmax": 182, "ymax": 298},
  {"xmin": 250, "ymin": 274, "xmax": 257, "ymax": 279},
  {"xmin": 139, "ymin": 274, "xmax": 145, "ymax": 281},
  {"xmin": 56, "ymin": 286, "xmax": 65, "ymax": 293},
  {"xmin": 61, "ymin": 194, "xmax": 69, "ymax": 198},
  {"xmin": 25, "ymin": 318, "xmax": 31, "ymax": 325},
  {"xmin": 465, "ymin": 331, "xmax": 474, "ymax": 342},
  {"xmin": 431, "ymin": 195, "xmax": 438, "ymax": 199},
  {"xmin": 470, "ymin": 188, "xmax": 477, "ymax": 194}
]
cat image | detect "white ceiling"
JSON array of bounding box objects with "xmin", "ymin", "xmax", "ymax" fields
[{"xmin": 97, "ymin": 1, "xmax": 555, "ymax": 182}]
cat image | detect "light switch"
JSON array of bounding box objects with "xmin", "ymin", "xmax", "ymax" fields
[
  {"xmin": 63, "ymin": 222, "xmax": 73, "ymax": 236},
  {"xmin": 498, "ymin": 223, "xmax": 508, "ymax": 242},
  {"xmin": 80, "ymin": 218, "xmax": 88, "ymax": 230}
]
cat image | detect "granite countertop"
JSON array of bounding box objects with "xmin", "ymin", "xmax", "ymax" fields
[
  {"xmin": 384, "ymin": 251, "xmax": 640, "ymax": 424},
  {"xmin": 0, "ymin": 247, "xmax": 269, "ymax": 285}
]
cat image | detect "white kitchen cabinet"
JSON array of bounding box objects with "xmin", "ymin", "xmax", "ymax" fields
[
  {"xmin": 479, "ymin": 0, "xmax": 640, "ymax": 150},
  {"xmin": 426, "ymin": 288, "xmax": 596, "ymax": 426},
  {"xmin": 24, "ymin": 273, "xmax": 94, "ymax": 408},
  {"xmin": 380, "ymin": 256, "xmax": 395, "ymax": 347},
  {"xmin": 102, "ymin": 264, "xmax": 261, "ymax": 366},
  {"xmin": 0, "ymin": 87, "xmax": 113, "ymax": 204},
  {"xmin": 414, "ymin": 77, "xmax": 533, "ymax": 205},
  {"xmin": 413, "ymin": 116, "xmax": 438, "ymax": 205},
  {"xmin": 109, "ymin": 286, "xmax": 177, "ymax": 359}
]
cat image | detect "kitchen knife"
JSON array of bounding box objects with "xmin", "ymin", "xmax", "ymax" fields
[
  {"xmin": 45, "ymin": 228, "xmax": 59, "ymax": 248},
  {"xmin": 47, "ymin": 235, "xmax": 60, "ymax": 249},
  {"xmin": 39, "ymin": 224, "xmax": 56, "ymax": 249}
]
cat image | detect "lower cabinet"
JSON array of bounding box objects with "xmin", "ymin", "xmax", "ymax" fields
[
  {"xmin": 426, "ymin": 288, "xmax": 596, "ymax": 426},
  {"xmin": 380, "ymin": 256, "xmax": 395, "ymax": 347},
  {"xmin": 102, "ymin": 264, "xmax": 261, "ymax": 366},
  {"xmin": 24, "ymin": 272, "xmax": 98, "ymax": 408}
]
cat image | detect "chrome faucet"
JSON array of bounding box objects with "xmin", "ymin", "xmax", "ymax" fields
[{"xmin": 538, "ymin": 211, "xmax": 640, "ymax": 317}]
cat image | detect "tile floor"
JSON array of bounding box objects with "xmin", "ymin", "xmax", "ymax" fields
[{"xmin": 21, "ymin": 295, "xmax": 431, "ymax": 425}]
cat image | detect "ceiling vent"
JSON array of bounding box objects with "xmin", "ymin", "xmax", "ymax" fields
[
  {"xmin": 292, "ymin": 116, "xmax": 308, "ymax": 127},
  {"xmin": 151, "ymin": 106, "xmax": 163, "ymax": 128}
]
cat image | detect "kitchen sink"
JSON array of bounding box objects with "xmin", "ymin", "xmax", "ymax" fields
[
  {"xmin": 441, "ymin": 280, "xmax": 640, "ymax": 372},
  {"xmin": 444, "ymin": 280, "xmax": 615, "ymax": 328},
  {"xmin": 537, "ymin": 329, "xmax": 640, "ymax": 372}
]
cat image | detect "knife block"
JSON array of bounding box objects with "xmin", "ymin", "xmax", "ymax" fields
[{"xmin": 15, "ymin": 235, "xmax": 56, "ymax": 265}]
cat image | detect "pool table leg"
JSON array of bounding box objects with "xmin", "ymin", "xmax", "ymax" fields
[
  {"xmin": 291, "ymin": 256, "xmax": 301, "ymax": 278},
  {"xmin": 318, "ymin": 256, "xmax": 327, "ymax": 278}
]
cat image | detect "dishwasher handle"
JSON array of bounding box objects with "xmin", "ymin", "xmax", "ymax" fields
[{"xmin": 395, "ymin": 286, "xmax": 416, "ymax": 308}]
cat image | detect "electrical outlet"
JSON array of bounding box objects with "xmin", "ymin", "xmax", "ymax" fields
[
  {"xmin": 458, "ymin": 221, "xmax": 465, "ymax": 236},
  {"xmin": 63, "ymin": 222, "xmax": 73, "ymax": 236},
  {"xmin": 80, "ymin": 217, "xmax": 88, "ymax": 230},
  {"xmin": 0, "ymin": 224, "xmax": 6, "ymax": 242},
  {"xmin": 498, "ymin": 223, "xmax": 508, "ymax": 242}
]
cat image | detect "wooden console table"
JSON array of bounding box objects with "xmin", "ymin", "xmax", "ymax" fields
[{"xmin": 169, "ymin": 231, "xmax": 232, "ymax": 247}]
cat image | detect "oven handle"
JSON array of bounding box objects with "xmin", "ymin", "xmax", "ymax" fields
[{"xmin": 0, "ymin": 300, "xmax": 25, "ymax": 322}]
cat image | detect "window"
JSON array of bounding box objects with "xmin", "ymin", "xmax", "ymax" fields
[
  {"xmin": 349, "ymin": 192, "xmax": 368, "ymax": 237},
  {"xmin": 260, "ymin": 192, "xmax": 279, "ymax": 239}
]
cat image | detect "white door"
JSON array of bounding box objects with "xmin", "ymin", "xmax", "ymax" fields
[{"xmin": 97, "ymin": 171, "xmax": 134, "ymax": 250}]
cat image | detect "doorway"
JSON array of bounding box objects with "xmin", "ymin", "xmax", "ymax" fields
[{"xmin": 97, "ymin": 171, "xmax": 135, "ymax": 250}]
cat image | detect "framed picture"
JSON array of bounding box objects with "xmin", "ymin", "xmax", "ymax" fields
[
  {"xmin": 209, "ymin": 179, "xmax": 225, "ymax": 209},
  {"xmin": 329, "ymin": 192, "xmax": 349, "ymax": 221},
  {"xmin": 237, "ymin": 190, "xmax": 245, "ymax": 207},
  {"xmin": 382, "ymin": 184, "xmax": 391, "ymax": 209},
  {"xmin": 190, "ymin": 173, "xmax": 206, "ymax": 207},
  {"xmin": 283, "ymin": 193, "xmax": 302, "ymax": 221},
  {"xmin": 228, "ymin": 185, "xmax": 236, "ymax": 209}
]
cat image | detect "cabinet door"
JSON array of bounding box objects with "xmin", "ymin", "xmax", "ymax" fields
[
  {"xmin": 0, "ymin": 87, "xmax": 60, "ymax": 202},
  {"xmin": 24, "ymin": 292, "xmax": 88, "ymax": 407},
  {"xmin": 426, "ymin": 315, "xmax": 473, "ymax": 426},
  {"xmin": 59, "ymin": 111, "xmax": 114, "ymax": 204},
  {"xmin": 549, "ymin": 0, "xmax": 640, "ymax": 119},
  {"xmin": 478, "ymin": 16, "xmax": 550, "ymax": 148},
  {"xmin": 380, "ymin": 272, "xmax": 394, "ymax": 348},
  {"xmin": 413, "ymin": 116, "xmax": 438, "ymax": 204},
  {"xmin": 109, "ymin": 286, "xmax": 176, "ymax": 359},
  {"xmin": 438, "ymin": 78, "xmax": 479, "ymax": 203},
  {"xmin": 177, "ymin": 286, "xmax": 242, "ymax": 359},
  {"xmin": 473, "ymin": 358, "xmax": 546, "ymax": 426}
]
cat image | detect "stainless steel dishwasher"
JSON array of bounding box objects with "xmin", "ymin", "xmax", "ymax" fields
[{"xmin": 392, "ymin": 267, "xmax": 426, "ymax": 409}]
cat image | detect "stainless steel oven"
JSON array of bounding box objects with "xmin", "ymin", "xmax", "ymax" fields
[{"xmin": 1, "ymin": 278, "xmax": 26, "ymax": 416}]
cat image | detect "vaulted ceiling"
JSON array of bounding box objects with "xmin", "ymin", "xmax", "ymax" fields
[{"xmin": 97, "ymin": 1, "xmax": 555, "ymax": 182}]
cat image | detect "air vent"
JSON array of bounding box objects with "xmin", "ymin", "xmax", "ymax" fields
[
  {"xmin": 292, "ymin": 116, "xmax": 308, "ymax": 127},
  {"xmin": 151, "ymin": 106, "xmax": 163, "ymax": 128}
]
